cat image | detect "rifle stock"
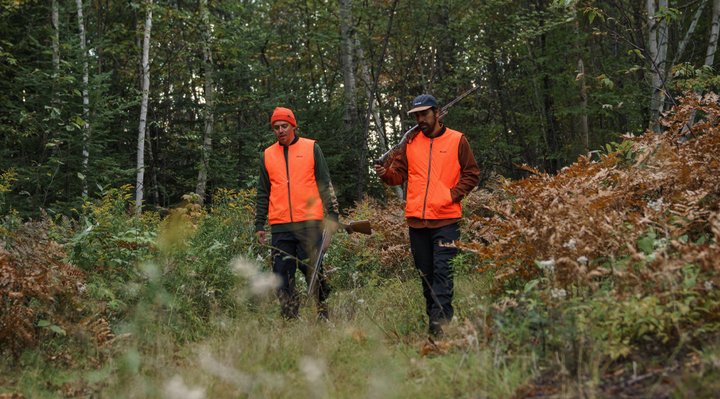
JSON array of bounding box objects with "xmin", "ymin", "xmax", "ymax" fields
[{"xmin": 342, "ymin": 220, "xmax": 372, "ymax": 235}]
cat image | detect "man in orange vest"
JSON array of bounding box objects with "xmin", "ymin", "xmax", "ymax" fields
[
  {"xmin": 374, "ymin": 94, "xmax": 480, "ymax": 337},
  {"xmin": 255, "ymin": 106, "xmax": 340, "ymax": 320}
]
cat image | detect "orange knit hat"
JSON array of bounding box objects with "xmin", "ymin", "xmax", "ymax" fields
[{"xmin": 270, "ymin": 107, "xmax": 297, "ymax": 127}]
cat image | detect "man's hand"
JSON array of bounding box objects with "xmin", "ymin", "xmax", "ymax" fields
[
  {"xmin": 255, "ymin": 230, "xmax": 266, "ymax": 245},
  {"xmin": 324, "ymin": 218, "xmax": 340, "ymax": 234},
  {"xmin": 373, "ymin": 164, "xmax": 387, "ymax": 177}
]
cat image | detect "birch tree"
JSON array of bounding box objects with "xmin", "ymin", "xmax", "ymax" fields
[
  {"xmin": 195, "ymin": 0, "xmax": 214, "ymax": 205},
  {"xmin": 75, "ymin": 0, "xmax": 90, "ymax": 196},
  {"xmin": 52, "ymin": 0, "xmax": 59, "ymax": 77},
  {"xmin": 673, "ymin": 0, "xmax": 708, "ymax": 66},
  {"xmin": 706, "ymin": 0, "xmax": 720, "ymax": 66},
  {"xmin": 646, "ymin": 0, "xmax": 669, "ymax": 132},
  {"xmin": 683, "ymin": 0, "xmax": 720, "ymax": 133},
  {"xmin": 135, "ymin": 0, "xmax": 153, "ymax": 215}
]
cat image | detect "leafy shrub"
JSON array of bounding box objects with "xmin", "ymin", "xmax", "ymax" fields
[
  {"xmin": 461, "ymin": 93, "xmax": 720, "ymax": 366},
  {"xmin": 0, "ymin": 168, "xmax": 16, "ymax": 214},
  {"xmin": 0, "ymin": 220, "xmax": 111, "ymax": 356},
  {"xmin": 326, "ymin": 197, "xmax": 415, "ymax": 289},
  {"xmin": 152, "ymin": 189, "xmax": 256, "ymax": 339},
  {"xmin": 64, "ymin": 185, "xmax": 159, "ymax": 320}
]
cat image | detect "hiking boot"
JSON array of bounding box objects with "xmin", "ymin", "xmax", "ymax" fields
[
  {"xmin": 429, "ymin": 322, "xmax": 444, "ymax": 338},
  {"xmin": 280, "ymin": 296, "xmax": 299, "ymax": 320},
  {"xmin": 317, "ymin": 302, "xmax": 329, "ymax": 321},
  {"xmin": 429, "ymin": 317, "xmax": 450, "ymax": 338}
]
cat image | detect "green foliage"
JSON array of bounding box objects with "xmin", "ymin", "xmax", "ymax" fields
[
  {"xmin": 154, "ymin": 189, "xmax": 256, "ymax": 339},
  {"xmin": 63, "ymin": 185, "xmax": 158, "ymax": 320},
  {"xmin": 0, "ymin": 168, "xmax": 16, "ymax": 213},
  {"xmin": 672, "ymin": 64, "xmax": 720, "ymax": 93},
  {"xmin": 325, "ymin": 199, "xmax": 415, "ymax": 290}
]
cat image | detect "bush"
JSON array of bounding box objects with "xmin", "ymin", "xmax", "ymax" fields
[
  {"xmin": 461, "ymin": 93, "xmax": 720, "ymax": 372},
  {"xmin": 0, "ymin": 219, "xmax": 111, "ymax": 357},
  {"xmin": 326, "ymin": 198, "xmax": 415, "ymax": 290},
  {"xmin": 64, "ymin": 185, "xmax": 159, "ymax": 320},
  {"xmin": 155, "ymin": 189, "xmax": 256, "ymax": 339}
]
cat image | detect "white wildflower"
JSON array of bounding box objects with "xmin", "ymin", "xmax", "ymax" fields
[
  {"xmin": 550, "ymin": 288, "xmax": 567, "ymax": 299},
  {"xmin": 705, "ymin": 281, "xmax": 714, "ymax": 291},
  {"xmin": 536, "ymin": 259, "xmax": 556, "ymax": 273},
  {"xmin": 563, "ymin": 239, "xmax": 577, "ymax": 250},
  {"xmin": 299, "ymin": 356, "xmax": 326, "ymax": 383},
  {"xmin": 577, "ymin": 256, "xmax": 588, "ymax": 266},
  {"xmin": 76, "ymin": 282, "xmax": 87, "ymax": 294},
  {"xmin": 163, "ymin": 375, "xmax": 205, "ymax": 399},
  {"xmin": 140, "ymin": 262, "xmax": 160, "ymax": 281},
  {"xmin": 648, "ymin": 198, "xmax": 663, "ymax": 212},
  {"xmin": 198, "ymin": 349, "xmax": 251, "ymax": 389},
  {"xmin": 356, "ymin": 298, "xmax": 365, "ymax": 304},
  {"xmin": 250, "ymin": 273, "xmax": 281, "ymax": 295},
  {"xmin": 231, "ymin": 256, "xmax": 258, "ymax": 278}
]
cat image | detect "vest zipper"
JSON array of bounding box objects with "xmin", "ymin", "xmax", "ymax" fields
[
  {"xmin": 284, "ymin": 146, "xmax": 293, "ymax": 223},
  {"xmin": 421, "ymin": 138, "xmax": 433, "ymax": 219}
]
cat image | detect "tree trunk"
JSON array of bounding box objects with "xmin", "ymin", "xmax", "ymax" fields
[
  {"xmin": 434, "ymin": 3, "xmax": 455, "ymax": 82},
  {"xmin": 357, "ymin": 0, "xmax": 401, "ymax": 200},
  {"xmin": 537, "ymin": 0, "xmax": 560, "ymax": 173},
  {"xmin": 135, "ymin": 0, "xmax": 153, "ymax": 215},
  {"xmin": 195, "ymin": 0, "xmax": 214, "ymax": 205},
  {"xmin": 357, "ymin": 42, "xmax": 402, "ymax": 200},
  {"xmin": 573, "ymin": 5, "xmax": 589, "ymax": 151},
  {"xmin": 706, "ymin": 0, "xmax": 720, "ymax": 66},
  {"xmin": 647, "ymin": 0, "xmax": 669, "ymax": 132},
  {"xmin": 577, "ymin": 57, "xmax": 588, "ymax": 151},
  {"xmin": 52, "ymin": 0, "xmax": 60, "ymax": 76},
  {"xmin": 75, "ymin": 0, "xmax": 90, "ymax": 196},
  {"xmin": 683, "ymin": 0, "xmax": 720, "ymax": 134},
  {"xmin": 339, "ymin": 0, "xmax": 363, "ymax": 200},
  {"xmin": 674, "ymin": 0, "xmax": 708, "ymax": 66}
]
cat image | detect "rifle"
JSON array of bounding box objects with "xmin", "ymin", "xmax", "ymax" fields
[
  {"xmin": 374, "ymin": 85, "xmax": 480, "ymax": 168},
  {"xmin": 306, "ymin": 220, "xmax": 373, "ymax": 300}
]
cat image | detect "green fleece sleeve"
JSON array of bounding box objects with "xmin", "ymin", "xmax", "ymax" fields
[
  {"xmin": 314, "ymin": 143, "xmax": 340, "ymax": 222},
  {"xmin": 254, "ymin": 154, "xmax": 270, "ymax": 232}
]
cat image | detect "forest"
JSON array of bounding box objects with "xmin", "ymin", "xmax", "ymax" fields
[{"xmin": 2, "ymin": 0, "xmax": 720, "ymax": 397}]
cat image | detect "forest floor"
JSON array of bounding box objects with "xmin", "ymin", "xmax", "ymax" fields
[{"xmin": 2, "ymin": 271, "xmax": 719, "ymax": 398}]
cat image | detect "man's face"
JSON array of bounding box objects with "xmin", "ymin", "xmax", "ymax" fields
[
  {"xmin": 272, "ymin": 121, "xmax": 296, "ymax": 146},
  {"xmin": 413, "ymin": 108, "xmax": 438, "ymax": 135}
]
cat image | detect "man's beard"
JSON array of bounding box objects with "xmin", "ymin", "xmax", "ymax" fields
[{"xmin": 419, "ymin": 120, "xmax": 435, "ymax": 136}]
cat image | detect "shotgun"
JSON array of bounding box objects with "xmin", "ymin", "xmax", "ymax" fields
[
  {"xmin": 374, "ymin": 85, "xmax": 480, "ymax": 168},
  {"xmin": 306, "ymin": 220, "xmax": 373, "ymax": 300}
]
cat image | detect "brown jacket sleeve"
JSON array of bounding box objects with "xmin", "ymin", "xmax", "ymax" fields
[
  {"xmin": 379, "ymin": 142, "xmax": 408, "ymax": 186},
  {"xmin": 450, "ymin": 135, "xmax": 480, "ymax": 202}
]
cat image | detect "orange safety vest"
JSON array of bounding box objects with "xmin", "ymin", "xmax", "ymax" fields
[
  {"xmin": 264, "ymin": 137, "xmax": 324, "ymax": 225},
  {"xmin": 405, "ymin": 128, "xmax": 463, "ymax": 219}
]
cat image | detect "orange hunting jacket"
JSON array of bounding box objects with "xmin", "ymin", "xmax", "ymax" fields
[
  {"xmin": 264, "ymin": 137, "xmax": 324, "ymax": 225},
  {"xmin": 405, "ymin": 128, "xmax": 463, "ymax": 219}
]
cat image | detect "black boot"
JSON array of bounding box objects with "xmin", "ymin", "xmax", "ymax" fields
[
  {"xmin": 317, "ymin": 301, "xmax": 329, "ymax": 321},
  {"xmin": 279, "ymin": 293, "xmax": 299, "ymax": 320},
  {"xmin": 429, "ymin": 319, "xmax": 447, "ymax": 338}
]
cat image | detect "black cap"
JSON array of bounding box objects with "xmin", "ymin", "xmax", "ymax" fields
[{"xmin": 408, "ymin": 94, "xmax": 438, "ymax": 114}]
